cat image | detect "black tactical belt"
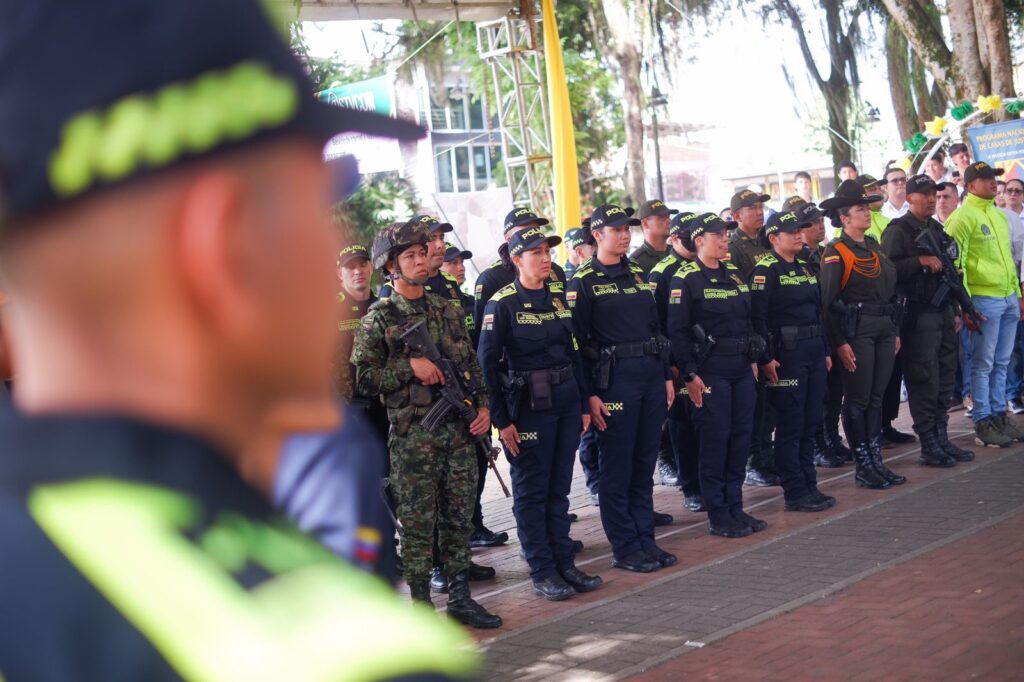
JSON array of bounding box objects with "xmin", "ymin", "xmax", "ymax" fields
[
  {"xmin": 772, "ymin": 324, "xmax": 820, "ymax": 340},
  {"xmin": 612, "ymin": 338, "xmax": 662, "ymax": 358},
  {"xmin": 514, "ymin": 364, "xmax": 573, "ymax": 385},
  {"xmin": 853, "ymin": 302, "xmax": 896, "ymax": 316},
  {"xmin": 712, "ymin": 336, "xmax": 752, "ymax": 354}
]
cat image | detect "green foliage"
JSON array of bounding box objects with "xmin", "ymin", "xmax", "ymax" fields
[
  {"xmin": 289, "ymin": 23, "xmax": 385, "ymax": 92},
  {"xmin": 335, "ymin": 174, "xmax": 419, "ymax": 247}
]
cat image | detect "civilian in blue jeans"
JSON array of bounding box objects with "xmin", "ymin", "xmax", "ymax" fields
[{"xmin": 945, "ymin": 162, "xmax": 1024, "ymax": 447}]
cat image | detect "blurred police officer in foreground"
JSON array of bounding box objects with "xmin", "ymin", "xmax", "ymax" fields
[
  {"xmin": 669, "ymin": 213, "xmax": 768, "ymax": 538},
  {"xmin": 820, "ymin": 181, "xmax": 907, "ymax": 490},
  {"xmin": 0, "ymin": 0, "xmax": 479, "ymax": 678},
  {"xmin": 750, "ymin": 211, "xmax": 836, "ymax": 513},
  {"xmin": 352, "ymin": 221, "xmax": 502, "ymax": 629},
  {"xmin": 569, "ymin": 205, "xmax": 676, "ymax": 573},
  {"xmin": 649, "ymin": 212, "xmax": 705, "ymax": 512},
  {"xmin": 478, "ymin": 228, "xmax": 603, "ymax": 601},
  {"xmin": 881, "ymin": 175, "xmax": 976, "ymax": 467},
  {"xmin": 631, "ymin": 200, "xmax": 678, "ymax": 276}
]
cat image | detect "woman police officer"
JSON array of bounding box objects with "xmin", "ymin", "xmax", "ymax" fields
[
  {"xmin": 568, "ymin": 204, "xmax": 676, "ymax": 573},
  {"xmin": 750, "ymin": 210, "xmax": 837, "ymax": 512},
  {"xmin": 667, "ymin": 212, "xmax": 768, "ymax": 538},
  {"xmin": 477, "ymin": 227, "xmax": 603, "ymax": 600},
  {"xmin": 819, "ymin": 180, "xmax": 907, "ymax": 489}
]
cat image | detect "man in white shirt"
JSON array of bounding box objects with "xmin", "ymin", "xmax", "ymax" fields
[{"xmin": 881, "ymin": 166, "xmax": 910, "ymax": 220}]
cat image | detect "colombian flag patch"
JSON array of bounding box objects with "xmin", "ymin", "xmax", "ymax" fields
[
  {"xmin": 567, "ymin": 291, "xmax": 577, "ymax": 301},
  {"xmin": 753, "ymin": 275, "xmax": 766, "ymax": 285},
  {"xmin": 483, "ymin": 314, "xmax": 494, "ymax": 325},
  {"xmin": 670, "ymin": 289, "xmax": 682, "ymax": 298},
  {"xmin": 824, "ymin": 255, "xmax": 840, "ymax": 264}
]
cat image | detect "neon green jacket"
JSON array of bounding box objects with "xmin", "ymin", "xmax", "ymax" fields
[
  {"xmin": 865, "ymin": 210, "xmax": 890, "ymax": 243},
  {"xmin": 944, "ymin": 193, "xmax": 1021, "ymax": 298}
]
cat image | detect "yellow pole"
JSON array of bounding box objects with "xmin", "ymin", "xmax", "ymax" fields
[{"xmin": 541, "ymin": 0, "xmax": 580, "ymax": 263}]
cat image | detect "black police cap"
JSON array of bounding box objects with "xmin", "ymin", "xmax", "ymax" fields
[
  {"xmin": 792, "ymin": 203, "xmax": 824, "ymax": 227},
  {"xmin": 508, "ymin": 226, "xmax": 561, "ymax": 256},
  {"xmin": 690, "ymin": 212, "xmax": 736, "ymax": 240},
  {"xmin": 0, "ymin": 0, "xmax": 425, "ymax": 227},
  {"xmin": 503, "ymin": 207, "xmax": 549, "ymax": 234},
  {"xmin": 906, "ymin": 174, "xmax": 939, "ymax": 195},
  {"xmin": 590, "ymin": 204, "xmax": 640, "ymax": 229},
  {"xmin": 669, "ymin": 211, "xmax": 699, "ymax": 237},
  {"xmin": 964, "ymin": 161, "xmax": 1005, "ymax": 184},
  {"xmin": 443, "ymin": 243, "xmax": 472, "ymax": 262}
]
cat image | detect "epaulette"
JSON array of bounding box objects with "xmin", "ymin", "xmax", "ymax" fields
[
  {"xmin": 673, "ymin": 261, "xmax": 700, "ymax": 279},
  {"xmin": 484, "ymin": 259, "xmax": 503, "ymax": 272},
  {"xmin": 724, "ymin": 261, "xmax": 741, "ymax": 271},
  {"xmin": 754, "ymin": 253, "xmax": 778, "ymax": 268},
  {"xmin": 628, "ymin": 261, "xmax": 645, "ymax": 274},
  {"xmin": 572, "ymin": 264, "xmax": 594, "ymax": 280},
  {"xmin": 491, "ymin": 283, "xmax": 517, "ymax": 302},
  {"xmin": 650, "ymin": 253, "xmax": 680, "ymax": 276},
  {"xmin": 440, "ymin": 270, "xmax": 459, "ymax": 284}
]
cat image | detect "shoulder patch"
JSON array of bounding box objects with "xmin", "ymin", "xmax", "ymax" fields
[
  {"xmin": 754, "ymin": 254, "xmax": 778, "ymax": 268},
  {"xmin": 491, "ymin": 283, "xmax": 516, "ymax": 302},
  {"xmin": 440, "ymin": 270, "xmax": 459, "ymax": 283},
  {"xmin": 571, "ymin": 265, "xmax": 594, "ymax": 280},
  {"xmin": 650, "ymin": 254, "xmax": 679, "ymax": 276}
]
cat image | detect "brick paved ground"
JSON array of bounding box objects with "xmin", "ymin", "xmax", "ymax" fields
[{"xmin": 439, "ymin": 408, "xmax": 1024, "ymax": 679}]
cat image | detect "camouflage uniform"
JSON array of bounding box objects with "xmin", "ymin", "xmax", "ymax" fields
[{"xmin": 351, "ymin": 289, "xmax": 488, "ymax": 584}]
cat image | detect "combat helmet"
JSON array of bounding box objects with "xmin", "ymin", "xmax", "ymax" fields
[{"xmin": 371, "ymin": 220, "xmax": 430, "ymax": 271}]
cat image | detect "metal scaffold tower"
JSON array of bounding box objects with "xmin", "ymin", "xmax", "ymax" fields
[{"xmin": 477, "ymin": 11, "xmax": 552, "ymax": 211}]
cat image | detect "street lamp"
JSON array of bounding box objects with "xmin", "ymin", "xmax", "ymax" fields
[{"xmin": 649, "ymin": 86, "xmax": 669, "ymax": 201}]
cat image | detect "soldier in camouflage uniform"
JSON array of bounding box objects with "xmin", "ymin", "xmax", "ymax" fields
[{"xmin": 351, "ymin": 221, "xmax": 503, "ymax": 629}]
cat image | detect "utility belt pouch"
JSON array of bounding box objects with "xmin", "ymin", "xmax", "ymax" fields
[
  {"xmin": 746, "ymin": 334, "xmax": 768, "ymax": 362},
  {"xmin": 527, "ymin": 371, "xmax": 554, "ymax": 411},
  {"xmin": 778, "ymin": 326, "xmax": 799, "ymax": 352}
]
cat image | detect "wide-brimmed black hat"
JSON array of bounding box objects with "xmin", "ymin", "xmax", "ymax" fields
[
  {"xmin": 819, "ymin": 180, "xmax": 883, "ymax": 212},
  {"xmin": 508, "ymin": 226, "xmax": 561, "ymax": 256},
  {"xmin": 590, "ymin": 204, "xmax": 640, "ymax": 229},
  {"xmin": 0, "ymin": 0, "xmax": 425, "ymax": 227}
]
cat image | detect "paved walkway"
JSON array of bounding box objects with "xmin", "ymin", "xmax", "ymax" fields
[{"xmin": 457, "ymin": 408, "xmax": 1024, "ymax": 680}]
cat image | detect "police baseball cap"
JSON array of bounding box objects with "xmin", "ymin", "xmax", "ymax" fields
[
  {"xmin": 669, "ymin": 211, "xmax": 699, "ymax": 237},
  {"xmin": 410, "ymin": 214, "xmax": 453, "ymax": 234},
  {"xmin": 0, "ymin": 0, "xmax": 425, "ymax": 227},
  {"xmin": 590, "ymin": 204, "xmax": 640, "ymax": 229},
  {"xmin": 906, "ymin": 174, "xmax": 939, "ymax": 195},
  {"xmin": 564, "ymin": 227, "xmax": 585, "ymax": 249},
  {"xmin": 690, "ymin": 212, "xmax": 736, "ymax": 240},
  {"xmin": 443, "ymin": 242, "xmax": 472, "ymax": 262},
  {"xmin": 730, "ymin": 189, "xmax": 771, "ymax": 212},
  {"xmin": 964, "ymin": 161, "xmax": 1005, "ymax": 183},
  {"xmin": 762, "ymin": 211, "xmax": 803, "ymax": 239},
  {"xmin": 637, "ymin": 199, "xmax": 678, "ymax": 220},
  {"xmin": 503, "ymin": 207, "xmax": 549, "ymax": 234},
  {"xmin": 508, "ymin": 226, "xmax": 561, "ymax": 256},
  {"xmin": 337, "ymin": 243, "xmax": 370, "ymax": 266},
  {"xmin": 792, "ymin": 203, "xmax": 824, "ymax": 227},
  {"xmin": 781, "ymin": 195, "xmax": 808, "ymax": 212}
]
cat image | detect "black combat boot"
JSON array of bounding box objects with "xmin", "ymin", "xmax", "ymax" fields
[
  {"xmin": 824, "ymin": 404, "xmax": 853, "ymax": 463},
  {"xmin": 935, "ymin": 421, "xmax": 975, "ymax": 461},
  {"xmin": 866, "ymin": 407, "xmax": 906, "ymax": 485},
  {"xmin": 446, "ymin": 572, "xmax": 502, "ymax": 629},
  {"xmin": 409, "ymin": 581, "xmax": 433, "ymax": 605},
  {"xmin": 813, "ymin": 423, "xmax": 846, "ymax": 468},
  {"xmin": 917, "ymin": 428, "xmax": 956, "ymax": 468},
  {"xmin": 844, "ymin": 406, "xmax": 890, "ymax": 489}
]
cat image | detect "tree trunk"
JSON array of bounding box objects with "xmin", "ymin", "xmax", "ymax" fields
[
  {"xmin": 947, "ymin": 0, "xmax": 987, "ymax": 100},
  {"xmin": 973, "ymin": 0, "xmax": 992, "ymax": 88},
  {"xmin": 978, "ymin": 0, "xmax": 1015, "ymax": 121},
  {"xmin": 879, "ymin": 0, "xmax": 956, "ymax": 100},
  {"xmin": 909, "ymin": 53, "xmax": 933, "ymax": 124},
  {"xmin": 886, "ymin": 22, "xmax": 919, "ymax": 142},
  {"xmin": 597, "ymin": 0, "xmax": 646, "ymax": 204}
]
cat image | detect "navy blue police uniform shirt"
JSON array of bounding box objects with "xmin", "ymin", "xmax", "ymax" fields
[
  {"xmin": 477, "ymin": 280, "xmax": 590, "ymax": 429},
  {"xmin": 567, "ymin": 256, "xmax": 671, "ymax": 380},
  {"xmin": 667, "ymin": 259, "xmax": 754, "ymax": 377},
  {"xmin": 648, "ymin": 252, "xmax": 691, "ymax": 336},
  {"xmin": 749, "ymin": 252, "xmax": 827, "ymax": 365},
  {"xmin": 473, "ymin": 242, "xmax": 567, "ymax": 334}
]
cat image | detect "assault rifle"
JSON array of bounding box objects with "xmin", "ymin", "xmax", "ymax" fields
[
  {"xmin": 400, "ymin": 320, "xmax": 511, "ymax": 497},
  {"xmin": 914, "ymin": 228, "xmax": 986, "ymax": 328}
]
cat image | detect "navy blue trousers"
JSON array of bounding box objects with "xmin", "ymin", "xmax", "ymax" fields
[
  {"xmin": 691, "ymin": 358, "xmax": 756, "ymax": 526},
  {"xmin": 509, "ymin": 378, "xmax": 582, "ymax": 580},
  {"xmin": 596, "ymin": 356, "xmax": 667, "ymax": 560},
  {"xmin": 766, "ymin": 338, "xmax": 827, "ymax": 503}
]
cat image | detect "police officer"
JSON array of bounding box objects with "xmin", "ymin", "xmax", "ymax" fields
[
  {"xmin": 564, "ymin": 226, "xmax": 595, "ymax": 279},
  {"xmin": 631, "ymin": 200, "xmax": 678, "ymax": 275},
  {"xmin": 441, "ymin": 242, "xmax": 477, "ymax": 342},
  {"xmin": 728, "ymin": 189, "xmax": 779, "ymax": 487},
  {"xmin": 380, "ymin": 215, "xmax": 466, "ymax": 315},
  {"xmin": 352, "ymin": 221, "xmax": 502, "ymax": 629},
  {"xmin": 795, "ymin": 202, "xmax": 854, "ymax": 469},
  {"xmin": 0, "ymin": 0, "xmax": 478, "ymax": 677},
  {"xmin": 473, "ymin": 207, "xmax": 568, "ymax": 331},
  {"xmin": 668, "ymin": 213, "xmax": 768, "ymax": 538},
  {"xmin": 819, "ymin": 181, "xmax": 907, "ymax": 490},
  {"xmin": 649, "ymin": 211, "xmax": 705, "ymax": 512},
  {"xmin": 750, "ymin": 211, "xmax": 836, "ymax": 513},
  {"xmin": 477, "ymin": 228, "xmax": 604, "ymax": 600},
  {"xmin": 569, "ymin": 205, "xmax": 676, "ymax": 572},
  {"xmin": 881, "ymin": 175, "xmax": 976, "ymax": 466}
]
